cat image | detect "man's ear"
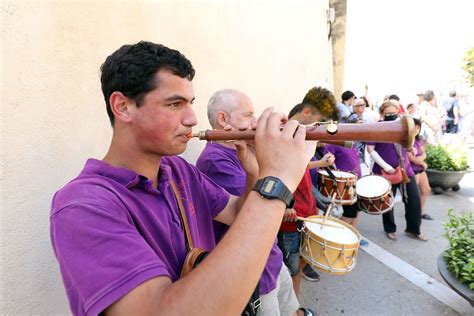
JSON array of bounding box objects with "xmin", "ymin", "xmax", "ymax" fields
[
  {"xmin": 109, "ymin": 92, "xmax": 133, "ymax": 123},
  {"xmin": 303, "ymin": 107, "xmax": 312, "ymax": 117},
  {"xmin": 216, "ymin": 111, "xmax": 228, "ymax": 129}
]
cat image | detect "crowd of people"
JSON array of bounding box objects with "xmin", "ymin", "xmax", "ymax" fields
[{"xmin": 49, "ymin": 41, "xmax": 472, "ymax": 315}]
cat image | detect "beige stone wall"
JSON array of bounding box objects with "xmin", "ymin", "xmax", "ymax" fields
[{"xmin": 1, "ymin": 0, "xmax": 333, "ymax": 313}]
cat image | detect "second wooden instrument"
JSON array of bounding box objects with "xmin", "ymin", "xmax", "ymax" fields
[{"xmin": 193, "ymin": 115, "xmax": 416, "ymax": 149}]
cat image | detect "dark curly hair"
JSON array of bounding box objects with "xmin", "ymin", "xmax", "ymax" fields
[
  {"xmin": 301, "ymin": 87, "xmax": 338, "ymax": 121},
  {"xmin": 100, "ymin": 41, "xmax": 195, "ymax": 126}
]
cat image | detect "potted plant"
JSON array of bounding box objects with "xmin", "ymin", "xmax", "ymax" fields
[
  {"xmin": 425, "ymin": 143, "xmax": 470, "ymax": 194},
  {"xmin": 438, "ymin": 209, "xmax": 474, "ymax": 306}
]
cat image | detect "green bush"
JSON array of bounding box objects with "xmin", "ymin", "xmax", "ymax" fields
[
  {"xmin": 443, "ymin": 209, "xmax": 474, "ymax": 290},
  {"xmin": 425, "ymin": 144, "xmax": 468, "ymax": 171}
]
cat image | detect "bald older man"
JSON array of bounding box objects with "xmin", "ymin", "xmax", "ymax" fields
[{"xmin": 196, "ymin": 89, "xmax": 314, "ymax": 316}]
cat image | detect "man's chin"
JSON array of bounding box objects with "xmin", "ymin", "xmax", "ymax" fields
[{"xmin": 166, "ymin": 144, "xmax": 187, "ymax": 157}]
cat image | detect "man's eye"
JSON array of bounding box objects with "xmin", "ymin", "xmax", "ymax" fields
[{"xmin": 169, "ymin": 102, "xmax": 181, "ymax": 108}]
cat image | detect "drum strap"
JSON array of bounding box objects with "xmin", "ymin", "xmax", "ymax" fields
[{"xmin": 394, "ymin": 144, "xmax": 408, "ymax": 203}]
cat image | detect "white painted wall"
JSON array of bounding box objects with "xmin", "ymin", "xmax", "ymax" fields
[{"xmin": 1, "ymin": 0, "xmax": 333, "ymax": 314}]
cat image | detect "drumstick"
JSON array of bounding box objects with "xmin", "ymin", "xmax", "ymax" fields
[
  {"xmin": 323, "ymin": 193, "xmax": 338, "ymax": 224},
  {"xmin": 296, "ymin": 216, "xmax": 344, "ymax": 229},
  {"xmin": 314, "ymin": 152, "xmax": 337, "ymax": 180}
]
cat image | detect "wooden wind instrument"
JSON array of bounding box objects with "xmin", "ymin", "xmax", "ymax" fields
[{"xmin": 192, "ymin": 115, "xmax": 416, "ymax": 149}]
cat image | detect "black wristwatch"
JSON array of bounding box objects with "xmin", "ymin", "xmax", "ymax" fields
[{"xmin": 252, "ymin": 176, "xmax": 295, "ymax": 209}]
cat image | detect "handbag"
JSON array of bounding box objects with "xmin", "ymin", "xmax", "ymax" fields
[
  {"xmin": 381, "ymin": 166, "xmax": 403, "ymax": 185},
  {"xmin": 170, "ymin": 181, "xmax": 261, "ymax": 316}
]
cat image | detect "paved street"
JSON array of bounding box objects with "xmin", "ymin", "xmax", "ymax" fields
[{"xmin": 300, "ymin": 141, "xmax": 474, "ymax": 315}]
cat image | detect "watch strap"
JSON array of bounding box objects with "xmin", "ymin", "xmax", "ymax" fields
[{"xmin": 253, "ymin": 176, "xmax": 295, "ymax": 208}]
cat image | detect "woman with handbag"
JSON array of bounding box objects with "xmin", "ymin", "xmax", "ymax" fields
[{"xmin": 366, "ymin": 101, "xmax": 428, "ymax": 241}]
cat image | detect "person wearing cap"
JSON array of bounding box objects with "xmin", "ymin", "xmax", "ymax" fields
[
  {"xmin": 336, "ymin": 90, "xmax": 356, "ymax": 122},
  {"xmin": 416, "ymin": 92, "xmax": 425, "ymax": 105}
]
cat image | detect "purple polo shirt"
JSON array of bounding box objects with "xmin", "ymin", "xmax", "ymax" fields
[
  {"xmin": 50, "ymin": 157, "xmax": 230, "ymax": 316},
  {"xmin": 322, "ymin": 144, "xmax": 361, "ymax": 177},
  {"xmin": 367, "ymin": 142, "xmax": 414, "ymax": 176},
  {"xmin": 196, "ymin": 142, "xmax": 283, "ymax": 295},
  {"xmin": 411, "ymin": 139, "xmax": 425, "ymax": 174},
  {"xmin": 309, "ymin": 155, "xmax": 319, "ymax": 185}
]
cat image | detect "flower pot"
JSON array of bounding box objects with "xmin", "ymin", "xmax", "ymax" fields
[
  {"xmin": 437, "ymin": 253, "xmax": 474, "ymax": 306},
  {"xmin": 425, "ymin": 169, "xmax": 471, "ymax": 194}
]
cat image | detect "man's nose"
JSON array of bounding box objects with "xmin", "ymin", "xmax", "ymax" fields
[
  {"xmin": 183, "ymin": 106, "xmax": 198, "ymax": 126},
  {"xmin": 251, "ymin": 116, "xmax": 257, "ymax": 125}
]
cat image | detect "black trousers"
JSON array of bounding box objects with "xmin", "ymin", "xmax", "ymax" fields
[
  {"xmin": 382, "ymin": 175, "xmax": 422, "ymax": 235},
  {"xmin": 445, "ymin": 120, "xmax": 458, "ymax": 133}
]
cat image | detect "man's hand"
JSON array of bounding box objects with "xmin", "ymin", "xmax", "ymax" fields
[
  {"xmin": 254, "ymin": 108, "xmax": 315, "ymax": 192},
  {"xmin": 223, "ymin": 124, "xmax": 259, "ymax": 181},
  {"xmin": 319, "ymin": 153, "xmax": 335, "ymax": 167},
  {"xmin": 282, "ymin": 209, "xmax": 298, "ymax": 222}
]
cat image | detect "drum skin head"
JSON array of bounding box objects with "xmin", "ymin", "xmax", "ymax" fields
[
  {"xmin": 300, "ymin": 216, "xmax": 361, "ymax": 275},
  {"xmin": 356, "ymin": 175, "xmax": 394, "ymax": 215},
  {"xmin": 317, "ymin": 170, "xmax": 357, "ymax": 205}
]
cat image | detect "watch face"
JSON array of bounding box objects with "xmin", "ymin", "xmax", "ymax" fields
[{"xmin": 263, "ymin": 178, "xmax": 277, "ymax": 193}]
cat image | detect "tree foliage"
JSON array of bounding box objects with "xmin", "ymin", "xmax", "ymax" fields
[{"xmin": 462, "ymin": 46, "xmax": 474, "ymax": 87}]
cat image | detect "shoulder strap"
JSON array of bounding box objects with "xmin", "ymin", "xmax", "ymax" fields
[
  {"xmin": 170, "ymin": 180, "xmax": 194, "ymax": 252},
  {"xmin": 394, "ymin": 144, "xmax": 405, "ymax": 169}
]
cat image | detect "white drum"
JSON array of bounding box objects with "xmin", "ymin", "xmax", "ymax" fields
[{"xmin": 356, "ymin": 175, "xmax": 394, "ymax": 215}]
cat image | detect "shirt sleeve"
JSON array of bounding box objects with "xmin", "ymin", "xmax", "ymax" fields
[
  {"xmin": 51, "ymin": 199, "xmax": 169, "ymax": 315},
  {"xmin": 203, "ymin": 157, "xmax": 245, "ymax": 196}
]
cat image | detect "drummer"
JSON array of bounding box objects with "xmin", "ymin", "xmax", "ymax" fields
[
  {"xmin": 367, "ymin": 101, "xmax": 428, "ymax": 241},
  {"xmin": 278, "ymin": 87, "xmax": 337, "ymax": 296},
  {"xmin": 320, "ymin": 114, "xmax": 369, "ymax": 246}
]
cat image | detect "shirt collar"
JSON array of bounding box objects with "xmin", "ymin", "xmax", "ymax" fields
[{"xmin": 81, "ymin": 158, "xmax": 172, "ymax": 191}]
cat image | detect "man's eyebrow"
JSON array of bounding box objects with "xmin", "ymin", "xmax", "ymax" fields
[{"xmin": 165, "ymin": 95, "xmax": 195, "ymax": 103}]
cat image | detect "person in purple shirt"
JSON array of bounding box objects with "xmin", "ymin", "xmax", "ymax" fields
[
  {"xmin": 322, "ymin": 143, "xmax": 360, "ymax": 215},
  {"xmin": 196, "ymin": 89, "xmax": 313, "ymax": 316},
  {"xmin": 408, "ymin": 118, "xmax": 433, "ymax": 220},
  {"xmin": 367, "ymin": 101, "xmax": 427, "ymax": 241},
  {"xmin": 50, "ymin": 41, "xmax": 314, "ymax": 315}
]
